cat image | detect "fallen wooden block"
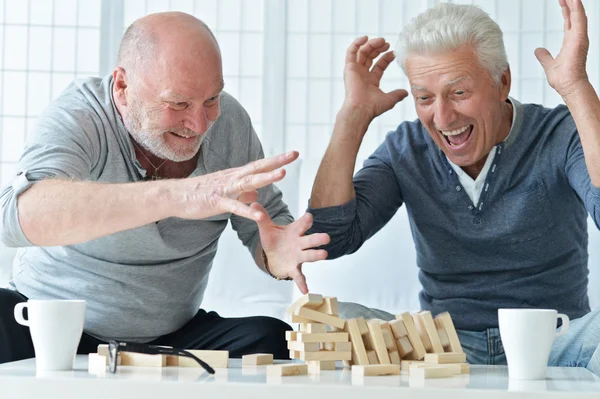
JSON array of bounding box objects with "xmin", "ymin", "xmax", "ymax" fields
[
  {"xmin": 397, "ymin": 312, "xmax": 427, "ymax": 360},
  {"xmin": 437, "ymin": 328, "xmax": 451, "ymax": 349},
  {"xmin": 397, "ymin": 336, "xmax": 414, "ymax": 358},
  {"xmin": 414, "ymin": 311, "xmax": 445, "ymax": 353},
  {"xmin": 388, "ymin": 350, "xmax": 401, "ymax": 365},
  {"xmin": 345, "ymin": 318, "xmax": 369, "ymax": 366},
  {"xmin": 120, "ymin": 352, "xmax": 166, "ymax": 367},
  {"xmin": 315, "ymin": 297, "xmax": 339, "ymax": 316},
  {"xmin": 179, "ymin": 350, "xmax": 229, "ymax": 368},
  {"xmin": 352, "ymin": 364, "xmax": 401, "ymax": 377},
  {"xmin": 409, "ymin": 364, "xmax": 453, "ymax": 379},
  {"xmin": 433, "ymin": 312, "xmax": 463, "ymax": 353},
  {"xmin": 88, "ymin": 353, "xmax": 106, "ymax": 374},
  {"xmin": 287, "ymin": 293, "xmax": 324, "ymax": 315},
  {"xmin": 367, "ymin": 319, "xmax": 391, "ymax": 364},
  {"xmin": 267, "ymin": 363, "xmax": 308, "ymax": 377},
  {"xmin": 424, "ymin": 352, "xmax": 467, "ymax": 364},
  {"xmin": 294, "ymin": 307, "xmax": 346, "ymax": 329},
  {"xmin": 389, "ymin": 319, "xmax": 408, "ymax": 338},
  {"xmin": 459, "ymin": 363, "xmax": 470, "ymax": 374},
  {"xmin": 366, "ymin": 350, "xmax": 379, "ymax": 365},
  {"xmin": 242, "ymin": 353, "xmax": 273, "ymax": 366},
  {"xmin": 411, "ymin": 362, "xmax": 461, "ymax": 375}
]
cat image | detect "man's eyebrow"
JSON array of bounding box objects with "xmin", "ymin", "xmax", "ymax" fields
[
  {"xmin": 411, "ymin": 76, "xmax": 471, "ymax": 91},
  {"xmin": 159, "ymin": 92, "xmax": 191, "ymax": 102}
]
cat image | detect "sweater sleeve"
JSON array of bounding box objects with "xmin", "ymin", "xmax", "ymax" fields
[{"xmin": 307, "ymin": 134, "xmax": 404, "ymax": 259}]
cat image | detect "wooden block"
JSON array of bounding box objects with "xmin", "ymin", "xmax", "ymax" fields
[
  {"xmin": 415, "ymin": 311, "xmax": 444, "ymax": 353},
  {"xmin": 180, "ymin": 350, "xmax": 229, "ymax": 368},
  {"xmin": 409, "ymin": 364, "xmax": 453, "ymax": 379},
  {"xmin": 367, "ymin": 319, "xmax": 391, "ymax": 364},
  {"xmin": 299, "ymin": 323, "xmax": 327, "ymax": 333},
  {"xmin": 289, "ymin": 350, "xmax": 300, "ymax": 359},
  {"xmin": 307, "ymin": 360, "xmax": 336, "ymax": 373},
  {"xmin": 97, "ymin": 344, "xmax": 120, "ymax": 366},
  {"xmin": 288, "ymin": 341, "xmax": 320, "ymax": 352},
  {"xmin": 296, "ymin": 332, "xmax": 348, "ymax": 343},
  {"xmin": 367, "ymin": 350, "xmax": 379, "ymax": 365},
  {"xmin": 433, "ymin": 312, "xmax": 463, "ymax": 353},
  {"xmin": 287, "ymin": 293, "xmax": 323, "ymax": 315},
  {"xmin": 363, "ymin": 335, "xmax": 373, "ymax": 351},
  {"xmin": 397, "ymin": 336, "xmax": 414, "ymax": 358},
  {"xmin": 356, "ymin": 318, "xmax": 369, "ymax": 335},
  {"xmin": 345, "ymin": 319, "xmax": 369, "ymax": 366},
  {"xmin": 424, "ymin": 352, "xmax": 467, "ymax": 364},
  {"xmin": 120, "ymin": 352, "xmax": 166, "ymax": 367},
  {"xmin": 88, "ymin": 353, "xmax": 106, "ymax": 374},
  {"xmin": 290, "ymin": 314, "xmax": 315, "ymax": 324},
  {"xmin": 459, "ymin": 363, "xmax": 470, "ymax": 374},
  {"xmin": 285, "ymin": 331, "xmax": 297, "ymax": 341},
  {"xmin": 397, "ymin": 312, "xmax": 427, "ymax": 360},
  {"xmin": 420, "ymin": 333, "xmax": 433, "ymax": 352},
  {"xmin": 437, "ymin": 328, "xmax": 451, "ymax": 349},
  {"xmin": 267, "ymin": 363, "xmax": 308, "ymax": 377},
  {"xmin": 323, "ymin": 341, "xmax": 351, "ymax": 351},
  {"xmin": 388, "ymin": 350, "xmax": 401, "ymax": 365},
  {"xmin": 352, "ymin": 364, "xmax": 400, "ymax": 377},
  {"xmin": 299, "ymin": 350, "xmax": 352, "ymax": 362},
  {"xmin": 343, "ymin": 360, "xmax": 352, "ymax": 368},
  {"xmin": 294, "ymin": 307, "xmax": 346, "ymax": 329},
  {"xmin": 380, "ymin": 323, "xmax": 396, "ymax": 350},
  {"xmin": 388, "ymin": 319, "xmax": 408, "ymax": 338},
  {"xmin": 401, "ymin": 360, "xmax": 423, "ymax": 372},
  {"xmin": 315, "ymin": 297, "xmax": 339, "ymax": 316},
  {"xmin": 242, "ymin": 353, "xmax": 273, "ymax": 366},
  {"xmin": 411, "ymin": 362, "xmax": 461, "ymax": 375},
  {"xmin": 166, "ymin": 355, "xmax": 178, "ymax": 366}
]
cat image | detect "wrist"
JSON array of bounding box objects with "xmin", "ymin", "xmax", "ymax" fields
[{"xmin": 262, "ymin": 249, "xmax": 292, "ymax": 281}]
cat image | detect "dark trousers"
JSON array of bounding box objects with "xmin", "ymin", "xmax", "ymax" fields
[{"xmin": 0, "ymin": 288, "xmax": 292, "ymax": 364}]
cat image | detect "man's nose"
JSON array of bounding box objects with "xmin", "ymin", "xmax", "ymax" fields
[{"xmin": 433, "ymin": 99, "xmax": 457, "ymax": 130}]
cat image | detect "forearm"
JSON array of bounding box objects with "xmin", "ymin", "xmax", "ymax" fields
[
  {"xmin": 563, "ymin": 81, "xmax": 600, "ymax": 187},
  {"xmin": 310, "ymin": 107, "xmax": 372, "ymax": 208},
  {"xmin": 17, "ymin": 179, "xmax": 174, "ymax": 246}
]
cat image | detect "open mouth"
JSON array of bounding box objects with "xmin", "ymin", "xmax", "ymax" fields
[
  {"xmin": 441, "ymin": 125, "xmax": 473, "ymax": 148},
  {"xmin": 169, "ymin": 131, "xmax": 198, "ymax": 140}
]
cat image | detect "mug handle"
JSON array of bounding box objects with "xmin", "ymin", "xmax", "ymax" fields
[
  {"xmin": 14, "ymin": 302, "xmax": 30, "ymax": 327},
  {"xmin": 556, "ymin": 313, "xmax": 570, "ymax": 337}
]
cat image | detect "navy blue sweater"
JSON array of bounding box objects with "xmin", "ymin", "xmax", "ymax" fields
[{"xmin": 308, "ymin": 99, "xmax": 600, "ymax": 331}]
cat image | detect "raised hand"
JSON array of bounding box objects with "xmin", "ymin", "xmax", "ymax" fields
[
  {"xmin": 173, "ymin": 151, "xmax": 299, "ymax": 222},
  {"xmin": 535, "ymin": 0, "xmax": 589, "ymax": 98},
  {"xmin": 343, "ymin": 36, "xmax": 409, "ymax": 122},
  {"xmin": 252, "ymin": 203, "xmax": 330, "ymax": 294}
]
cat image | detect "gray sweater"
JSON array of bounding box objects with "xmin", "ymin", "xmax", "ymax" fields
[
  {"xmin": 0, "ymin": 76, "xmax": 293, "ymax": 342},
  {"xmin": 308, "ymin": 99, "xmax": 600, "ymax": 331}
]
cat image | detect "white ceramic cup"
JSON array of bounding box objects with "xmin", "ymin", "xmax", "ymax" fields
[
  {"xmin": 14, "ymin": 299, "xmax": 86, "ymax": 371},
  {"xmin": 498, "ymin": 308, "xmax": 569, "ymax": 380}
]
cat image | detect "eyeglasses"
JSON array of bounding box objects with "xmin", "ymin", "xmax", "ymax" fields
[{"xmin": 108, "ymin": 340, "xmax": 215, "ymax": 375}]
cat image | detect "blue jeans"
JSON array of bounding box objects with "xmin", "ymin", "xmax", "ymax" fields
[{"xmin": 337, "ymin": 302, "xmax": 600, "ymax": 375}]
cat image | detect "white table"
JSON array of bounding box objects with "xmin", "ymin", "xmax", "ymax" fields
[{"xmin": 1, "ymin": 356, "xmax": 599, "ymax": 399}]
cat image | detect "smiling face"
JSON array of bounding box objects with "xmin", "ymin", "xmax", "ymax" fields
[
  {"xmin": 405, "ymin": 45, "xmax": 512, "ymax": 175},
  {"xmin": 114, "ymin": 14, "xmax": 224, "ymax": 162}
]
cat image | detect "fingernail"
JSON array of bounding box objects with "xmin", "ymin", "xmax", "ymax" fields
[{"xmin": 286, "ymin": 151, "xmax": 295, "ymax": 157}]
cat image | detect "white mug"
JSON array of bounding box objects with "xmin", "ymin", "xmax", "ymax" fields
[
  {"xmin": 14, "ymin": 299, "xmax": 86, "ymax": 371},
  {"xmin": 498, "ymin": 308, "xmax": 569, "ymax": 380}
]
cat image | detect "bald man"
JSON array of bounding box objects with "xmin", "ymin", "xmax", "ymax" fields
[{"xmin": 0, "ymin": 12, "xmax": 329, "ymax": 364}]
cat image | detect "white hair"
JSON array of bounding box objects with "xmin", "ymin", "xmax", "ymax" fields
[{"xmin": 395, "ymin": 3, "xmax": 508, "ymax": 83}]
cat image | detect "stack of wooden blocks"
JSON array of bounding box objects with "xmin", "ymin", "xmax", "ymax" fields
[{"xmin": 278, "ymin": 293, "xmax": 470, "ymax": 379}]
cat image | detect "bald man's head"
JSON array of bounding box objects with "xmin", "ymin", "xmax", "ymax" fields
[{"xmin": 116, "ymin": 12, "xmax": 219, "ymax": 82}]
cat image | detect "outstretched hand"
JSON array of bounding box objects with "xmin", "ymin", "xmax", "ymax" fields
[
  {"xmin": 343, "ymin": 36, "xmax": 409, "ymax": 121},
  {"xmin": 535, "ymin": 0, "xmax": 589, "ymax": 98},
  {"xmin": 253, "ymin": 203, "xmax": 330, "ymax": 294}
]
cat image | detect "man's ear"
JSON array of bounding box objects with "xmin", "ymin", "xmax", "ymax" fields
[
  {"xmin": 112, "ymin": 67, "xmax": 128, "ymax": 106},
  {"xmin": 499, "ymin": 65, "xmax": 511, "ymax": 101}
]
